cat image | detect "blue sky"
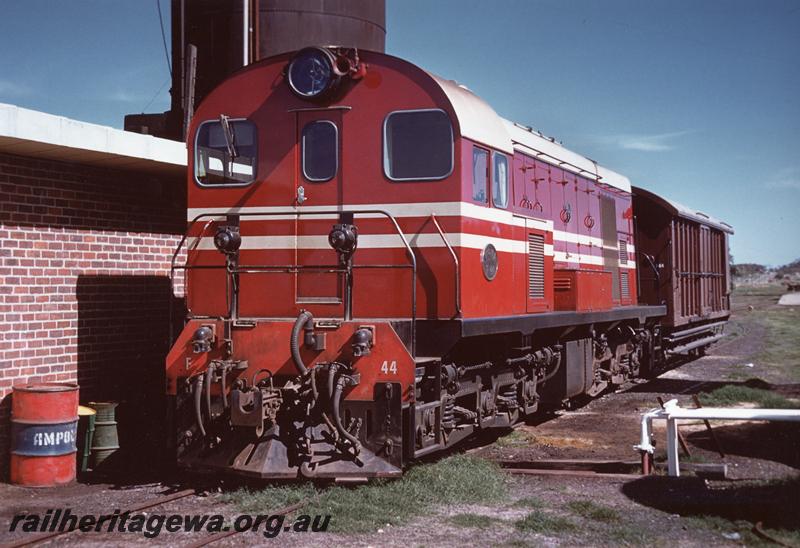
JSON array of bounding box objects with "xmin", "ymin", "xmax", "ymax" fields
[{"xmin": 1, "ymin": 1, "xmax": 798, "ymax": 265}]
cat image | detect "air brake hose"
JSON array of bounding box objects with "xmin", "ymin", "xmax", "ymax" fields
[
  {"xmin": 193, "ymin": 375, "xmax": 206, "ymax": 437},
  {"xmin": 332, "ymin": 375, "xmax": 361, "ymax": 453},
  {"xmin": 290, "ymin": 310, "xmax": 314, "ymax": 375},
  {"xmin": 204, "ymin": 363, "xmax": 214, "ymax": 420},
  {"xmin": 540, "ymin": 352, "xmax": 563, "ymax": 384}
]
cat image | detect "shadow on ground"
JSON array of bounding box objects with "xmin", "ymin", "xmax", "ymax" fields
[
  {"xmin": 623, "ymin": 376, "xmax": 800, "ymax": 397},
  {"xmin": 622, "ymin": 475, "xmax": 800, "ymax": 530},
  {"xmin": 687, "ymin": 422, "xmax": 800, "ymax": 470}
]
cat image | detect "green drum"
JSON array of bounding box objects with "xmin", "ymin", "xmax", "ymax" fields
[
  {"xmin": 76, "ymin": 405, "xmax": 96, "ymax": 473},
  {"xmin": 89, "ymin": 402, "xmax": 119, "ymax": 468}
]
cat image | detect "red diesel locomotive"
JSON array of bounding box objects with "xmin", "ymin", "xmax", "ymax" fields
[{"xmin": 165, "ymin": 46, "xmax": 733, "ymax": 480}]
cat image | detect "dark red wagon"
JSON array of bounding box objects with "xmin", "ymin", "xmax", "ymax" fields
[{"xmin": 633, "ymin": 186, "xmax": 734, "ymax": 356}]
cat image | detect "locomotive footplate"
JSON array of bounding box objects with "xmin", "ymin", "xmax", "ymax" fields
[{"xmin": 175, "ymin": 382, "xmax": 404, "ymax": 479}]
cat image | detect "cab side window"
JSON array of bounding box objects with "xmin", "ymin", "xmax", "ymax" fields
[
  {"xmin": 492, "ymin": 152, "xmax": 509, "ymax": 208},
  {"xmin": 383, "ymin": 109, "xmax": 453, "ymax": 181},
  {"xmin": 472, "ymin": 147, "xmax": 489, "ymax": 203},
  {"xmin": 195, "ymin": 119, "xmax": 257, "ymax": 186}
]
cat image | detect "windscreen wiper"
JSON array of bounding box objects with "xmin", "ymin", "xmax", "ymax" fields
[{"xmin": 219, "ymin": 114, "xmax": 239, "ymax": 160}]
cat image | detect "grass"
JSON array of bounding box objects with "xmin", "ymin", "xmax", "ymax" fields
[
  {"xmin": 223, "ymin": 455, "xmax": 507, "ymax": 533},
  {"xmin": 756, "ymin": 306, "xmax": 800, "ymax": 382},
  {"xmin": 686, "ymin": 515, "xmax": 800, "ymax": 547},
  {"xmin": 698, "ymin": 384, "xmax": 798, "ymax": 409},
  {"xmin": 221, "ymin": 483, "xmax": 316, "ymax": 513},
  {"xmin": 565, "ymin": 500, "xmax": 620, "ymax": 523},
  {"xmin": 609, "ymin": 526, "xmax": 649, "ymax": 546},
  {"xmin": 511, "ymin": 496, "xmax": 542, "ymax": 509},
  {"xmin": 448, "ymin": 513, "xmax": 499, "ymax": 528},
  {"xmin": 514, "ymin": 510, "xmax": 576, "ymax": 534},
  {"xmin": 725, "ymin": 369, "xmax": 752, "ymax": 381},
  {"xmin": 732, "ymin": 284, "xmax": 786, "ymax": 298},
  {"xmin": 495, "ymin": 429, "xmax": 534, "ymax": 447}
]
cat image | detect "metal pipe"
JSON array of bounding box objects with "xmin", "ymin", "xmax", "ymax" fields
[
  {"xmin": 253, "ymin": 0, "xmax": 260, "ymax": 62},
  {"xmin": 332, "ymin": 375, "xmax": 361, "ymax": 453},
  {"xmin": 290, "ymin": 310, "xmax": 314, "ymax": 376},
  {"xmin": 220, "ymin": 364, "xmax": 228, "ymax": 409},
  {"xmin": 175, "ymin": 208, "xmax": 417, "ymax": 354},
  {"xmin": 344, "ymin": 259, "xmax": 353, "ymax": 321},
  {"xmin": 430, "ymin": 214, "xmax": 461, "ymax": 317},
  {"xmin": 204, "ymin": 364, "xmax": 213, "ymax": 420},
  {"xmin": 635, "ymin": 400, "xmax": 800, "ymax": 477},
  {"xmin": 242, "ymin": 0, "xmax": 250, "ymax": 66},
  {"xmin": 665, "ymin": 321, "xmax": 727, "ymax": 342},
  {"xmin": 662, "ymin": 404, "xmax": 800, "ymax": 422},
  {"xmin": 193, "ymin": 375, "xmax": 206, "ymax": 437},
  {"xmin": 666, "ymin": 332, "xmax": 725, "ymax": 355}
]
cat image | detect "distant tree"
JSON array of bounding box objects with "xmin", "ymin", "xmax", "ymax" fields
[
  {"xmin": 731, "ymin": 263, "xmax": 767, "ymax": 278},
  {"xmin": 775, "ymin": 259, "xmax": 800, "ymax": 278}
]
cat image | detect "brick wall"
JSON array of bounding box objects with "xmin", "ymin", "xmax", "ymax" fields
[{"xmin": 0, "ymin": 152, "xmax": 187, "ymax": 477}]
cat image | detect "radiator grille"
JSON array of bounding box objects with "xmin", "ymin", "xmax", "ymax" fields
[
  {"xmin": 620, "ymin": 271, "xmax": 630, "ymax": 299},
  {"xmin": 619, "ymin": 240, "xmax": 628, "ymax": 265},
  {"xmin": 554, "ymin": 277, "xmax": 571, "ymax": 290},
  {"xmin": 528, "ymin": 233, "xmax": 545, "ymax": 299}
]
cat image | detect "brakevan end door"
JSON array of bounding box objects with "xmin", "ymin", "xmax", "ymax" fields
[{"xmin": 294, "ymin": 109, "xmax": 344, "ymax": 308}]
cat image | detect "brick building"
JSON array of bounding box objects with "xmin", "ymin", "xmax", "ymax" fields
[{"xmin": 0, "ymin": 104, "xmax": 187, "ymax": 476}]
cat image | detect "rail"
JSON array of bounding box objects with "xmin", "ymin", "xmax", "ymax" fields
[
  {"xmin": 169, "ymin": 208, "xmax": 418, "ymax": 356},
  {"xmin": 429, "ymin": 213, "xmax": 461, "ymax": 317}
]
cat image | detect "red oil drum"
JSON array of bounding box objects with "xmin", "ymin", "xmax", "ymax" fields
[{"xmin": 10, "ymin": 383, "xmax": 79, "ymax": 487}]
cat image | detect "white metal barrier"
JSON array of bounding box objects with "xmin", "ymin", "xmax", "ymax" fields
[{"xmin": 634, "ymin": 398, "xmax": 800, "ymax": 476}]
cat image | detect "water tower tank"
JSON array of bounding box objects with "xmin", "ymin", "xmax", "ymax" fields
[
  {"xmin": 258, "ymin": 0, "xmax": 385, "ymax": 57},
  {"xmin": 127, "ymin": 0, "xmax": 385, "ymax": 140}
]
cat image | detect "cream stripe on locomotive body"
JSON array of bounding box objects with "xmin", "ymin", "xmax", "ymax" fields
[
  {"xmin": 186, "ymin": 201, "xmax": 636, "ymax": 267},
  {"xmin": 166, "ymin": 46, "xmax": 724, "ymax": 481}
]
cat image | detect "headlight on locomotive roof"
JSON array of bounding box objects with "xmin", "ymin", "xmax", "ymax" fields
[{"xmin": 287, "ymin": 47, "xmax": 340, "ymax": 100}]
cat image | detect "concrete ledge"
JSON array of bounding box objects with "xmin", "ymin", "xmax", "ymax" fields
[{"xmin": 0, "ymin": 103, "xmax": 187, "ymax": 175}]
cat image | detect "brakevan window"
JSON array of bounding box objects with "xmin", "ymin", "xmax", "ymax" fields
[
  {"xmin": 492, "ymin": 152, "xmax": 509, "ymax": 208},
  {"xmin": 473, "ymin": 146, "xmax": 489, "ymax": 203},
  {"xmin": 302, "ymin": 120, "xmax": 338, "ymax": 182},
  {"xmin": 195, "ymin": 119, "xmax": 257, "ymax": 186},
  {"xmin": 383, "ymin": 109, "xmax": 453, "ymax": 181}
]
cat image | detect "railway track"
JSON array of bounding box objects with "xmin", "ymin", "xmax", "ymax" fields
[
  {"xmin": 5, "ymin": 488, "xmax": 196, "ymax": 547},
  {"xmin": 184, "ymin": 499, "xmax": 309, "ymax": 548},
  {"xmin": 4, "ymin": 488, "xmax": 311, "ymax": 548},
  {"xmin": 493, "ymin": 458, "xmax": 642, "ymax": 479}
]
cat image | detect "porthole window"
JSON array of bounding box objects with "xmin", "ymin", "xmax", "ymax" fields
[
  {"xmin": 383, "ymin": 109, "xmax": 453, "ymax": 181},
  {"xmin": 195, "ymin": 119, "xmax": 257, "ymax": 186},
  {"xmin": 492, "ymin": 152, "xmax": 509, "ymax": 209},
  {"xmin": 302, "ymin": 120, "xmax": 338, "ymax": 182},
  {"xmin": 472, "ymin": 147, "xmax": 489, "ymax": 203}
]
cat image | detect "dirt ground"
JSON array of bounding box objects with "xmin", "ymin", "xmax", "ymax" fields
[{"xmin": 0, "ymin": 285, "xmax": 797, "ymax": 546}]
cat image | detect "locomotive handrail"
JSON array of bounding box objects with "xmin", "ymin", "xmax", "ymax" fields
[
  {"xmin": 170, "ymin": 208, "xmax": 418, "ymax": 356},
  {"xmin": 429, "ymin": 213, "xmax": 461, "ymax": 318}
]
